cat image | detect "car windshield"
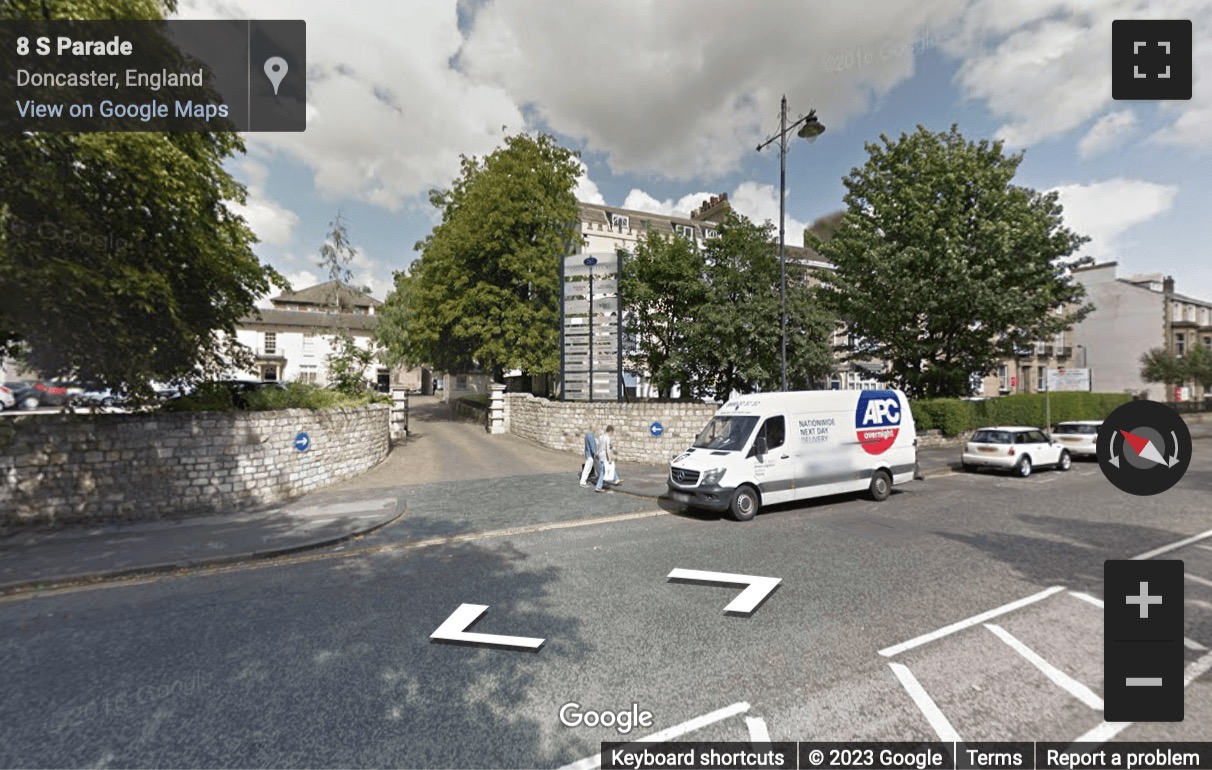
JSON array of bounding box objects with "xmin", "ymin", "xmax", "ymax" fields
[
  {"xmin": 1054, "ymin": 423, "xmax": 1099, "ymax": 435},
  {"xmin": 693, "ymin": 415, "xmax": 759, "ymax": 451},
  {"xmin": 972, "ymin": 430, "xmax": 1013, "ymax": 444}
]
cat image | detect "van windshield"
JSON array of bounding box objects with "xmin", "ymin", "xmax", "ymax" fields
[{"xmin": 693, "ymin": 416, "xmax": 759, "ymax": 451}]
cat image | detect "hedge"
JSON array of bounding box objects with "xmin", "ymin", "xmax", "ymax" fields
[{"xmin": 911, "ymin": 392, "xmax": 1132, "ymax": 436}]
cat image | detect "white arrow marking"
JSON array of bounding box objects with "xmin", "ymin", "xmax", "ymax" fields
[
  {"xmin": 668, "ymin": 569, "xmax": 781, "ymax": 616},
  {"xmin": 1168, "ymin": 430, "xmax": 1181, "ymax": 467},
  {"xmin": 429, "ymin": 604, "xmax": 544, "ymax": 651}
]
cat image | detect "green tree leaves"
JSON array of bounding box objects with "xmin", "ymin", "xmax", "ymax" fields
[
  {"xmin": 376, "ymin": 133, "xmax": 581, "ymax": 380},
  {"xmin": 1140, "ymin": 345, "xmax": 1212, "ymax": 392},
  {"xmin": 814, "ymin": 124, "xmax": 1092, "ymax": 400}
]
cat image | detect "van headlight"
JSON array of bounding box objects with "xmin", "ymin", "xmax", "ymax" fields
[{"xmin": 701, "ymin": 468, "xmax": 726, "ymax": 486}]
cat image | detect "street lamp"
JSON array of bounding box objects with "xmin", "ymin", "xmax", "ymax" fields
[{"xmin": 757, "ymin": 95, "xmax": 824, "ymax": 392}]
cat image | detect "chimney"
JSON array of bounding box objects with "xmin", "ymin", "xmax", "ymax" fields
[{"xmin": 1164, "ymin": 276, "xmax": 1175, "ymax": 294}]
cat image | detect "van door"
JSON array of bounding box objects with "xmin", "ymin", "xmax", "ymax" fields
[{"xmin": 751, "ymin": 415, "xmax": 796, "ymax": 505}]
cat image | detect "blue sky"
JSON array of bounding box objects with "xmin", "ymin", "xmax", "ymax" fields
[{"xmin": 176, "ymin": 0, "xmax": 1212, "ymax": 305}]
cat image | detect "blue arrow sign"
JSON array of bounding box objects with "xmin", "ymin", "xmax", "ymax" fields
[
  {"xmin": 649, "ymin": 422, "xmax": 664, "ymax": 438},
  {"xmin": 583, "ymin": 256, "xmax": 598, "ymax": 266},
  {"xmin": 294, "ymin": 432, "xmax": 310, "ymax": 452}
]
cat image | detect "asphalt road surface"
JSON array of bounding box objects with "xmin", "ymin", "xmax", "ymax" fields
[{"xmin": 1, "ymin": 408, "xmax": 1210, "ymax": 767}]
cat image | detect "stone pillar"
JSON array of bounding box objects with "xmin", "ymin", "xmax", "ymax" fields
[
  {"xmin": 488, "ymin": 384, "xmax": 506, "ymax": 434},
  {"xmin": 390, "ymin": 387, "xmax": 409, "ymax": 444}
]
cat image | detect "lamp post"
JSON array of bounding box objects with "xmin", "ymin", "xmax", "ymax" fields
[{"xmin": 757, "ymin": 95, "xmax": 824, "ymax": 391}]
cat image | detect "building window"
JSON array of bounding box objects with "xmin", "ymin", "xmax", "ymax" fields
[
  {"xmin": 703, "ymin": 228, "xmax": 718, "ymax": 239},
  {"xmin": 610, "ymin": 214, "xmax": 629, "ymax": 231},
  {"xmin": 1204, "ymin": 335, "xmax": 1211, "ymax": 350},
  {"xmin": 261, "ymin": 365, "xmax": 278, "ymax": 381},
  {"xmin": 263, "ymin": 332, "xmax": 276, "ymax": 355},
  {"xmin": 1176, "ymin": 333, "xmax": 1186, "ymax": 357},
  {"xmin": 302, "ymin": 333, "xmax": 315, "ymax": 356},
  {"xmin": 298, "ymin": 365, "xmax": 317, "ymax": 384},
  {"xmin": 998, "ymin": 364, "xmax": 1009, "ymax": 392},
  {"xmin": 674, "ymin": 224, "xmax": 696, "ymax": 239},
  {"xmin": 1037, "ymin": 366, "xmax": 1045, "ymax": 391}
]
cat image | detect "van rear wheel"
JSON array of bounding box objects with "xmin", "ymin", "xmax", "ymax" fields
[
  {"xmin": 730, "ymin": 485, "xmax": 759, "ymax": 522},
  {"xmin": 869, "ymin": 469, "xmax": 892, "ymax": 502}
]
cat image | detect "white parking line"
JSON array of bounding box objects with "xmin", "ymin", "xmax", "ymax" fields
[
  {"xmin": 888, "ymin": 663, "xmax": 962, "ymax": 741},
  {"xmin": 1186, "ymin": 573, "xmax": 1212, "ymax": 589},
  {"xmin": 745, "ymin": 716, "xmax": 770, "ymax": 743},
  {"xmin": 1198, "ymin": 545, "xmax": 1212, "ymax": 553},
  {"xmin": 558, "ymin": 702, "xmax": 750, "ymax": 770},
  {"xmin": 1132, "ymin": 528, "xmax": 1212, "ymax": 560},
  {"xmin": 984, "ymin": 624, "xmax": 1103, "ymax": 711},
  {"xmin": 1068, "ymin": 593, "xmax": 1207, "ymax": 651},
  {"xmin": 1074, "ymin": 651, "xmax": 1212, "ymax": 744},
  {"xmin": 879, "ymin": 586, "xmax": 1065, "ymax": 657}
]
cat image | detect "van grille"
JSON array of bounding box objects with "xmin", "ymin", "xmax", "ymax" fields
[{"xmin": 670, "ymin": 467, "xmax": 700, "ymax": 486}]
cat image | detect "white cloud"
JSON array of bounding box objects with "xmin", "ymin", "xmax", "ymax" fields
[
  {"xmin": 573, "ymin": 158, "xmax": 605, "ymax": 205},
  {"xmin": 230, "ymin": 160, "xmax": 299, "ymax": 246},
  {"xmin": 458, "ymin": 0, "xmax": 966, "ymax": 180},
  {"xmin": 942, "ymin": 0, "xmax": 1212, "ymax": 150},
  {"xmin": 616, "ymin": 182, "xmax": 812, "ymax": 243},
  {"xmin": 176, "ymin": 0, "xmax": 524, "ymax": 209},
  {"xmin": 620, "ymin": 190, "xmax": 715, "ymax": 217},
  {"xmin": 1050, "ymin": 178, "xmax": 1178, "ymax": 260},
  {"xmin": 1078, "ymin": 111, "xmax": 1137, "ymax": 158}
]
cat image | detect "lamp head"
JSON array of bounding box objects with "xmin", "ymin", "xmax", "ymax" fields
[{"xmin": 797, "ymin": 110, "xmax": 825, "ymax": 141}]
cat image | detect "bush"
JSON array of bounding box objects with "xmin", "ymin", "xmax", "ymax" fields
[
  {"xmin": 911, "ymin": 392, "xmax": 1132, "ymax": 436},
  {"xmin": 161, "ymin": 382, "xmax": 390, "ymax": 412}
]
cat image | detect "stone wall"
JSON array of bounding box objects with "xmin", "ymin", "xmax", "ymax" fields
[
  {"xmin": 504, "ymin": 393, "xmax": 719, "ymax": 465},
  {"xmin": 0, "ymin": 405, "xmax": 390, "ymax": 529}
]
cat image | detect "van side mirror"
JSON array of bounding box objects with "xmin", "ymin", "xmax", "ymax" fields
[{"xmin": 750, "ymin": 437, "xmax": 768, "ymax": 458}]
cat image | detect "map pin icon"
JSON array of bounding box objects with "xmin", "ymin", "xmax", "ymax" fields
[{"xmin": 264, "ymin": 56, "xmax": 288, "ymax": 95}]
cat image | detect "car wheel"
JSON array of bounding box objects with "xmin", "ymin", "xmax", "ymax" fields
[
  {"xmin": 20, "ymin": 396, "xmax": 39, "ymax": 410},
  {"xmin": 869, "ymin": 469, "xmax": 892, "ymax": 501},
  {"xmin": 729, "ymin": 485, "xmax": 760, "ymax": 522},
  {"xmin": 1015, "ymin": 456, "xmax": 1033, "ymax": 477},
  {"xmin": 1057, "ymin": 451, "xmax": 1071, "ymax": 471},
  {"xmin": 961, "ymin": 462, "xmax": 975, "ymax": 472}
]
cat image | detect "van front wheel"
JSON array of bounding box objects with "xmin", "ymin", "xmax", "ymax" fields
[
  {"xmin": 869, "ymin": 469, "xmax": 892, "ymax": 502},
  {"xmin": 730, "ymin": 485, "xmax": 760, "ymax": 522}
]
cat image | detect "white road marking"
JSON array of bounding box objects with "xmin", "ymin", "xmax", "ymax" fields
[
  {"xmin": 888, "ymin": 663, "xmax": 962, "ymax": 741},
  {"xmin": 745, "ymin": 716, "xmax": 770, "ymax": 743},
  {"xmin": 1186, "ymin": 573, "xmax": 1212, "ymax": 589},
  {"xmin": 1197, "ymin": 545, "xmax": 1212, "ymax": 552},
  {"xmin": 1132, "ymin": 528, "xmax": 1212, "ymax": 560},
  {"xmin": 1074, "ymin": 651, "xmax": 1212, "ymax": 744},
  {"xmin": 879, "ymin": 586, "xmax": 1065, "ymax": 657},
  {"xmin": 984, "ymin": 623, "xmax": 1103, "ymax": 710},
  {"xmin": 1068, "ymin": 592, "xmax": 1206, "ymax": 650},
  {"xmin": 558, "ymin": 702, "xmax": 750, "ymax": 770}
]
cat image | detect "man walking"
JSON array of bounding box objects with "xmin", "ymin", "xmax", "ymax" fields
[
  {"xmin": 579, "ymin": 424, "xmax": 598, "ymax": 487},
  {"xmin": 595, "ymin": 425, "xmax": 620, "ymax": 492}
]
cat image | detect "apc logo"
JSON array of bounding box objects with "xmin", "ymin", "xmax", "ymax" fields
[{"xmin": 855, "ymin": 390, "xmax": 901, "ymax": 455}]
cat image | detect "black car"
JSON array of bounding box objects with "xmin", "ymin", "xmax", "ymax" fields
[{"xmin": 3, "ymin": 381, "xmax": 79, "ymax": 409}]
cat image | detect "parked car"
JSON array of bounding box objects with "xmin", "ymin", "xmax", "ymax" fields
[
  {"xmin": 1051, "ymin": 420, "xmax": 1102, "ymax": 458},
  {"xmin": 2, "ymin": 380, "xmax": 81, "ymax": 409},
  {"xmin": 77, "ymin": 388, "xmax": 127, "ymax": 408},
  {"xmin": 0, "ymin": 383, "xmax": 15, "ymax": 412},
  {"xmin": 961, "ymin": 426, "xmax": 1072, "ymax": 477}
]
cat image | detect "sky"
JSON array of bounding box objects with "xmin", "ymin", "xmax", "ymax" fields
[{"xmin": 175, "ymin": 0, "xmax": 1212, "ymax": 306}]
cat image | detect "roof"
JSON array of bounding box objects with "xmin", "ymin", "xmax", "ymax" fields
[
  {"xmin": 1169, "ymin": 292, "xmax": 1212, "ymax": 307},
  {"xmin": 1055, "ymin": 420, "xmax": 1103, "ymax": 425},
  {"xmin": 270, "ymin": 280, "xmax": 382, "ymax": 310},
  {"xmin": 577, "ymin": 200, "xmax": 833, "ymax": 266},
  {"xmin": 717, "ymin": 388, "xmax": 904, "ymax": 414},
  {"xmin": 238, "ymin": 307, "xmax": 378, "ymax": 332}
]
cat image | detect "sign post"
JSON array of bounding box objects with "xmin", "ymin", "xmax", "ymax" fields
[{"xmin": 561, "ymin": 252, "xmax": 623, "ymax": 401}]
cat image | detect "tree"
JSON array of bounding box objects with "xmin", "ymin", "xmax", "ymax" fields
[
  {"xmin": 376, "ymin": 132, "xmax": 581, "ymax": 382},
  {"xmin": 1185, "ymin": 343, "xmax": 1212, "ymax": 392},
  {"xmin": 814, "ymin": 124, "xmax": 1092, "ymax": 400},
  {"xmin": 315, "ymin": 212, "xmax": 375, "ymax": 394},
  {"xmin": 619, "ymin": 232, "xmax": 707, "ymax": 398},
  {"xmin": 682, "ymin": 213, "xmax": 833, "ymax": 402},
  {"xmin": 1139, "ymin": 347, "xmax": 1185, "ymax": 391},
  {"xmin": 0, "ymin": 0, "xmax": 286, "ymax": 397}
]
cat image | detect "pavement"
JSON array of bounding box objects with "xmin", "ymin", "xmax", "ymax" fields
[{"xmin": 3, "ymin": 410, "xmax": 1207, "ymax": 596}]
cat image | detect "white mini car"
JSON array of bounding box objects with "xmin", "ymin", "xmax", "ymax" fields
[
  {"xmin": 961, "ymin": 426, "xmax": 1072, "ymax": 477},
  {"xmin": 1051, "ymin": 420, "xmax": 1102, "ymax": 458}
]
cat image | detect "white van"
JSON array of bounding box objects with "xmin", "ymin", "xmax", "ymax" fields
[{"xmin": 666, "ymin": 389, "xmax": 918, "ymax": 521}]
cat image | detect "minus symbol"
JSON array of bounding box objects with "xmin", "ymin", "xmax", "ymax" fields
[{"xmin": 1126, "ymin": 677, "xmax": 1163, "ymax": 686}]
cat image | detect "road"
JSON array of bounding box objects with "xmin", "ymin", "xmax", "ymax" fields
[{"xmin": 0, "ymin": 402, "xmax": 1210, "ymax": 767}]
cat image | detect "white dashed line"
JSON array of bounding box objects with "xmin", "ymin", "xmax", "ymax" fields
[
  {"xmin": 745, "ymin": 716, "xmax": 770, "ymax": 743},
  {"xmin": 888, "ymin": 663, "xmax": 962, "ymax": 741},
  {"xmin": 984, "ymin": 624, "xmax": 1103, "ymax": 710},
  {"xmin": 559, "ymin": 702, "xmax": 750, "ymax": 770},
  {"xmin": 1186, "ymin": 573, "xmax": 1212, "ymax": 589},
  {"xmin": 1074, "ymin": 651, "xmax": 1212, "ymax": 744},
  {"xmin": 1132, "ymin": 528, "xmax": 1212, "ymax": 560},
  {"xmin": 879, "ymin": 586, "xmax": 1065, "ymax": 657}
]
